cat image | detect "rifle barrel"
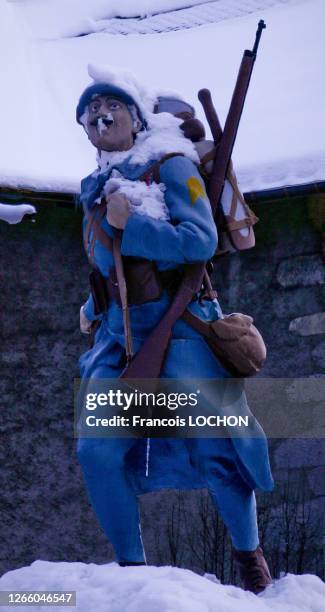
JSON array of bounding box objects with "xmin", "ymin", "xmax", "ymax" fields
[
  {"xmin": 207, "ymin": 20, "xmax": 266, "ymax": 210},
  {"xmin": 252, "ymin": 19, "xmax": 266, "ymax": 56}
]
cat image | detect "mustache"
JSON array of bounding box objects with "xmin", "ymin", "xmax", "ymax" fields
[{"xmin": 90, "ymin": 115, "xmax": 114, "ymax": 128}]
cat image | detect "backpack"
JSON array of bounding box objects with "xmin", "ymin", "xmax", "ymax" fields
[
  {"xmin": 195, "ymin": 139, "xmax": 259, "ymax": 255},
  {"xmin": 154, "ymin": 96, "xmax": 259, "ymax": 257}
]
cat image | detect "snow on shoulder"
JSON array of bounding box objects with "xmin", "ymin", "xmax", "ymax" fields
[
  {"xmin": 0, "ymin": 561, "xmax": 324, "ymax": 612},
  {"xmin": 85, "ymin": 63, "xmax": 199, "ymax": 222}
]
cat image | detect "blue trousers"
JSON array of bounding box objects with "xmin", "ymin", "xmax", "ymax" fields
[
  {"xmin": 77, "ymin": 340, "xmax": 260, "ymax": 562},
  {"xmin": 77, "ymin": 434, "xmax": 259, "ymax": 563}
]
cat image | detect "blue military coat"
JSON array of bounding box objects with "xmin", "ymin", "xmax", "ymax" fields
[{"xmin": 79, "ymin": 153, "xmax": 274, "ymax": 494}]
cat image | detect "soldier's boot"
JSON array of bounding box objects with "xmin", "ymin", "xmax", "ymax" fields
[{"xmin": 232, "ymin": 545, "xmax": 272, "ymax": 594}]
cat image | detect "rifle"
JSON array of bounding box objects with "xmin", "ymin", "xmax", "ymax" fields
[{"xmin": 121, "ymin": 20, "xmax": 266, "ymax": 380}]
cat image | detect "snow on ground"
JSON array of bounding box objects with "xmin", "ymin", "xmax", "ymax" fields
[
  {"xmin": 0, "ymin": 561, "xmax": 324, "ymax": 612},
  {"xmin": 1, "ymin": 0, "xmax": 324, "ymax": 194}
]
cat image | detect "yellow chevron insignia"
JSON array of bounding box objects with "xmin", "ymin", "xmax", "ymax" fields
[{"xmin": 186, "ymin": 176, "xmax": 205, "ymax": 205}]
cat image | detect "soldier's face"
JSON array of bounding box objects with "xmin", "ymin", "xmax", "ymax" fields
[{"xmin": 85, "ymin": 95, "xmax": 140, "ymax": 152}]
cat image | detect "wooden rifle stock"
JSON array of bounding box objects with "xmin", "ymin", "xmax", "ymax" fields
[{"xmin": 121, "ymin": 21, "xmax": 266, "ymax": 380}]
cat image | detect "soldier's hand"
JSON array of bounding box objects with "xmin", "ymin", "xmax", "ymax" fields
[
  {"xmin": 80, "ymin": 305, "xmax": 92, "ymax": 335},
  {"xmin": 106, "ymin": 192, "xmax": 131, "ymax": 229}
]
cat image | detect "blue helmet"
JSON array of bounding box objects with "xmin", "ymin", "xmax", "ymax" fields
[{"xmin": 76, "ymin": 82, "xmax": 145, "ymax": 127}]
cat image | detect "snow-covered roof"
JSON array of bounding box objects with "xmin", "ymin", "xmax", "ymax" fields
[
  {"xmin": 12, "ymin": 0, "xmax": 291, "ymax": 38},
  {"xmin": 1, "ymin": 0, "xmax": 324, "ymax": 194}
]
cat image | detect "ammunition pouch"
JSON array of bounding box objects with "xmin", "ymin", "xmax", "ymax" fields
[
  {"xmin": 122, "ymin": 257, "xmax": 164, "ymax": 306},
  {"xmin": 89, "ymin": 259, "xmax": 182, "ymax": 314},
  {"xmin": 89, "ymin": 268, "xmax": 110, "ymax": 316}
]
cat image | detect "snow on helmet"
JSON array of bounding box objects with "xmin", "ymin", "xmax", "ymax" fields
[{"xmin": 76, "ymin": 82, "xmax": 146, "ymax": 129}]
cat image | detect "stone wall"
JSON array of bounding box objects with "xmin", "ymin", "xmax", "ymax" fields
[
  {"xmin": 0, "ymin": 195, "xmax": 324, "ymax": 577},
  {"xmin": 212, "ymin": 194, "xmax": 325, "ymax": 579}
]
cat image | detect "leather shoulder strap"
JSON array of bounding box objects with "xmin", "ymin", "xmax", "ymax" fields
[
  {"xmin": 138, "ymin": 153, "xmax": 185, "ymax": 184},
  {"xmin": 83, "ymin": 200, "xmax": 113, "ymax": 264},
  {"xmin": 84, "ymin": 202, "xmax": 133, "ymax": 360},
  {"xmin": 181, "ymin": 309, "xmax": 210, "ymax": 337}
]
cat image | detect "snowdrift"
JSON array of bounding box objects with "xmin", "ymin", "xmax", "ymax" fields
[{"xmin": 0, "ymin": 561, "xmax": 324, "ymax": 611}]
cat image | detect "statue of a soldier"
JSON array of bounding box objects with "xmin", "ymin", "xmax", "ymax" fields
[{"xmin": 76, "ymin": 66, "xmax": 273, "ymax": 594}]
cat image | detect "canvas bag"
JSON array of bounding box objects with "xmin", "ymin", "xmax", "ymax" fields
[
  {"xmin": 182, "ymin": 309, "xmax": 267, "ymax": 377},
  {"xmin": 195, "ymin": 139, "xmax": 259, "ymax": 255}
]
